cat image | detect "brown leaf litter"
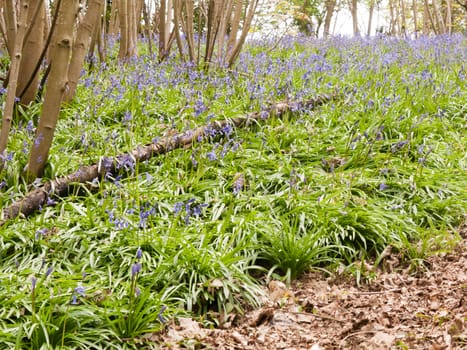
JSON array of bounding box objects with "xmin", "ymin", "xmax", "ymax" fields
[{"xmin": 151, "ymin": 226, "xmax": 466, "ymax": 349}]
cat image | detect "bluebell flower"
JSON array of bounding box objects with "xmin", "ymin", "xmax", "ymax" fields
[
  {"xmin": 173, "ymin": 202, "xmax": 184, "ymax": 214},
  {"xmin": 31, "ymin": 276, "xmax": 37, "ymax": 291},
  {"xmin": 35, "ymin": 228, "xmax": 48, "ymax": 240},
  {"xmin": 158, "ymin": 305, "xmax": 167, "ymax": 323},
  {"xmin": 221, "ymin": 124, "xmax": 233, "ymax": 137},
  {"xmin": 74, "ymin": 285, "xmax": 86, "ymax": 296},
  {"xmin": 136, "ymin": 247, "xmax": 142, "ymax": 260},
  {"xmin": 45, "ymin": 266, "xmax": 53, "ymax": 278},
  {"xmin": 379, "ymin": 183, "xmax": 389, "ymax": 191},
  {"xmin": 131, "ymin": 262, "xmax": 142, "ymax": 277}
]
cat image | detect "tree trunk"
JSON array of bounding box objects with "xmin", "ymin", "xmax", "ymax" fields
[
  {"xmin": 423, "ymin": 0, "xmax": 434, "ymax": 33},
  {"xmin": 0, "ymin": 0, "xmax": 28, "ymax": 170},
  {"xmin": 3, "ymin": 0, "xmax": 17, "ymax": 55},
  {"xmin": 126, "ymin": 0, "xmax": 138, "ymax": 57},
  {"xmin": 323, "ymin": 0, "xmax": 336, "ymax": 37},
  {"xmin": 413, "ymin": 0, "xmax": 418, "ymax": 36},
  {"xmin": 432, "ymin": 0, "xmax": 446, "ymax": 33},
  {"xmin": 108, "ymin": 0, "xmax": 119, "ymax": 35},
  {"xmin": 227, "ymin": 0, "xmax": 243, "ymax": 55},
  {"xmin": 204, "ymin": 0, "xmax": 222, "ymax": 65},
  {"xmin": 389, "ymin": 0, "xmax": 397, "ymax": 34},
  {"xmin": 216, "ymin": 0, "xmax": 234, "ymax": 63},
  {"xmin": 118, "ymin": 0, "xmax": 128, "ymax": 59},
  {"xmin": 350, "ymin": 0, "xmax": 359, "ymax": 35},
  {"xmin": 64, "ymin": 0, "xmax": 103, "ymax": 102},
  {"xmin": 445, "ymin": 0, "xmax": 452, "ymax": 33},
  {"xmin": 400, "ymin": 0, "xmax": 407, "ymax": 36},
  {"xmin": 367, "ymin": 0, "xmax": 375, "ymax": 36},
  {"xmin": 227, "ymin": 0, "xmax": 259, "ymax": 67},
  {"xmin": 26, "ymin": 0, "xmax": 78, "ymax": 180},
  {"xmin": 16, "ymin": 0, "xmax": 45, "ymax": 105},
  {"xmin": 142, "ymin": 0, "xmax": 153, "ymax": 55}
]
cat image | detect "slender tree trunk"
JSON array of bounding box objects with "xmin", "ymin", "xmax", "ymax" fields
[
  {"xmin": 227, "ymin": 0, "xmax": 259, "ymax": 67},
  {"xmin": 127, "ymin": 0, "xmax": 138, "ymax": 57},
  {"xmin": 423, "ymin": 0, "xmax": 432, "ymax": 33},
  {"xmin": 350, "ymin": 0, "xmax": 360, "ymax": 35},
  {"xmin": 26, "ymin": 0, "xmax": 78, "ymax": 180},
  {"xmin": 400, "ymin": 0, "xmax": 407, "ymax": 35},
  {"xmin": 204, "ymin": 0, "xmax": 222, "ymax": 65},
  {"xmin": 0, "ymin": 0, "xmax": 29, "ymax": 169},
  {"xmin": 323, "ymin": 0, "xmax": 336, "ymax": 37},
  {"xmin": 367, "ymin": 0, "xmax": 375, "ymax": 36},
  {"xmin": 184, "ymin": 0, "xmax": 196, "ymax": 62},
  {"xmin": 118, "ymin": 0, "xmax": 129, "ymax": 60},
  {"xmin": 108, "ymin": 0, "xmax": 119, "ymax": 35},
  {"xmin": 142, "ymin": 0, "xmax": 153, "ymax": 55},
  {"xmin": 216, "ymin": 0, "xmax": 234, "ymax": 63},
  {"xmin": 389, "ymin": 0, "xmax": 397, "ymax": 34},
  {"xmin": 413, "ymin": 0, "xmax": 418, "ymax": 36},
  {"xmin": 445, "ymin": 0, "xmax": 452, "ymax": 33},
  {"xmin": 64, "ymin": 0, "xmax": 103, "ymax": 102},
  {"xmin": 4, "ymin": 0, "xmax": 17, "ymax": 55},
  {"xmin": 17, "ymin": 0, "xmax": 46, "ymax": 105},
  {"xmin": 432, "ymin": 0, "xmax": 446, "ymax": 33},
  {"xmin": 227, "ymin": 0, "xmax": 243, "ymax": 54}
]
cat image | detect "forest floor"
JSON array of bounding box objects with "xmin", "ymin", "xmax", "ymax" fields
[{"xmin": 155, "ymin": 224, "xmax": 467, "ymax": 350}]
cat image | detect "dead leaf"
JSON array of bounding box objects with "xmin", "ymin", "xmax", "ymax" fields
[{"xmin": 370, "ymin": 331, "xmax": 396, "ymax": 348}]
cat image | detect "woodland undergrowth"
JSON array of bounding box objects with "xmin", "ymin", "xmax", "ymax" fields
[{"xmin": 0, "ymin": 34, "xmax": 466, "ymax": 348}]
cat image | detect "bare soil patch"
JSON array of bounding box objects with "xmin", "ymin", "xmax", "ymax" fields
[{"xmin": 156, "ymin": 227, "xmax": 466, "ymax": 349}]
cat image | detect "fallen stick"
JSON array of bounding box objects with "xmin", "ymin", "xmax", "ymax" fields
[{"xmin": 1, "ymin": 94, "xmax": 337, "ymax": 226}]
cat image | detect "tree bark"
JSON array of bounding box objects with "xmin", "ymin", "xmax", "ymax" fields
[
  {"xmin": 227, "ymin": 0, "xmax": 259, "ymax": 67},
  {"xmin": 0, "ymin": 0, "xmax": 29, "ymax": 170},
  {"xmin": 413, "ymin": 0, "xmax": 419, "ymax": 36},
  {"xmin": 64, "ymin": 0, "xmax": 103, "ymax": 102},
  {"xmin": 432, "ymin": 0, "xmax": 446, "ymax": 33},
  {"xmin": 350, "ymin": 0, "xmax": 360, "ymax": 35},
  {"xmin": 445, "ymin": 0, "xmax": 452, "ymax": 33},
  {"xmin": 367, "ymin": 0, "xmax": 375, "ymax": 36},
  {"xmin": 2, "ymin": 94, "xmax": 337, "ymax": 225},
  {"xmin": 108, "ymin": 0, "xmax": 119, "ymax": 35},
  {"xmin": 323, "ymin": 0, "xmax": 336, "ymax": 37},
  {"xmin": 25, "ymin": 0, "xmax": 78, "ymax": 180},
  {"xmin": 118, "ymin": 0, "xmax": 129, "ymax": 60},
  {"xmin": 400, "ymin": 0, "xmax": 407, "ymax": 36},
  {"xmin": 3, "ymin": 0, "xmax": 17, "ymax": 55},
  {"xmin": 16, "ymin": 0, "xmax": 45, "ymax": 105}
]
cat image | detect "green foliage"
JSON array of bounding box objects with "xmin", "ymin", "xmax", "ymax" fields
[{"xmin": 0, "ymin": 34, "xmax": 466, "ymax": 347}]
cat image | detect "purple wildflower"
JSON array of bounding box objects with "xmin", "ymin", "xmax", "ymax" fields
[
  {"xmin": 45, "ymin": 266, "xmax": 54, "ymax": 278},
  {"xmin": 131, "ymin": 262, "xmax": 142, "ymax": 277},
  {"xmin": 136, "ymin": 247, "xmax": 143, "ymax": 260},
  {"xmin": 75, "ymin": 285, "xmax": 86, "ymax": 296},
  {"xmin": 35, "ymin": 228, "xmax": 48, "ymax": 240},
  {"xmin": 158, "ymin": 305, "xmax": 167, "ymax": 323},
  {"xmin": 31, "ymin": 276, "xmax": 37, "ymax": 291},
  {"xmin": 379, "ymin": 183, "xmax": 389, "ymax": 191},
  {"xmin": 206, "ymin": 150, "xmax": 217, "ymax": 161}
]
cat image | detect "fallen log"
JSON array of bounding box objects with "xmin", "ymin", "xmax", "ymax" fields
[{"xmin": 0, "ymin": 94, "xmax": 337, "ymax": 226}]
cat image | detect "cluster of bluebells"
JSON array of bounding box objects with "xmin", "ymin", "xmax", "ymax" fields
[
  {"xmin": 106, "ymin": 200, "xmax": 158, "ymax": 230},
  {"xmin": 106, "ymin": 209, "xmax": 129, "ymax": 230},
  {"xmin": 173, "ymin": 198, "xmax": 208, "ymax": 224}
]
